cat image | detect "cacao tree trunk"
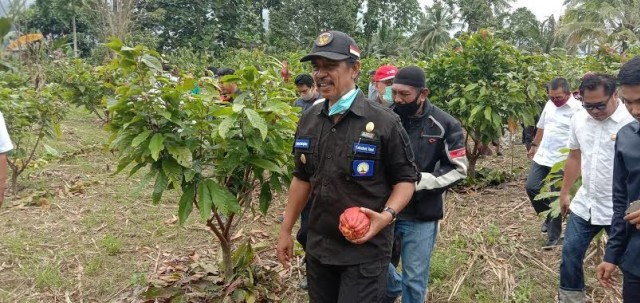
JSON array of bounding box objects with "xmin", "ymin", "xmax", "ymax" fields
[
  {"xmin": 10, "ymin": 171, "xmax": 18, "ymax": 195},
  {"xmin": 220, "ymin": 237, "xmax": 233, "ymax": 280}
]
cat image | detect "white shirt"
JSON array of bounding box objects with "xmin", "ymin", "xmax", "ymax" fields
[
  {"xmin": 533, "ymin": 97, "xmax": 582, "ymax": 167},
  {"xmin": 0, "ymin": 112, "xmax": 13, "ymax": 153},
  {"xmin": 568, "ymin": 102, "xmax": 634, "ymax": 225}
]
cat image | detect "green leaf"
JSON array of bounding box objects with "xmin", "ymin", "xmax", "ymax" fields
[
  {"xmin": 131, "ymin": 130, "xmax": 152, "ymax": 147},
  {"xmin": 535, "ymin": 191, "xmax": 560, "ymax": 200},
  {"xmin": 483, "ymin": 107, "xmax": 493, "ymax": 122},
  {"xmin": 134, "ymin": 169, "xmax": 157, "ymax": 195},
  {"xmin": 162, "ymin": 157, "xmax": 183, "ymax": 183},
  {"xmin": 208, "ymin": 181, "xmax": 240, "ymax": 216},
  {"xmin": 470, "ymin": 105, "xmax": 483, "ymax": 120},
  {"xmin": 198, "ymin": 179, "xmax": 214, "ymax": 221},
  {"xmin": 166, "ymin": 145, "xmax": 193, "ymax": 167},
  {"xmin": 244, "ymin": 109, "xmax": 268, "ymax": 140},
  {"xmin": 178, "ymin": 185, "xmax": 195, "ymax": 225},
  {"xmin": 141, "ymin": 54, "xmax": 162, "ymax": 71},
  {"xmin": 105, "ymin": 39, "xmax": 123, "ymax": 51},
  {"xmin": 149, "ymin": 134, "xmax": 165, "ymax": 161},
  {"xmin": 184, "ymin": 169, "xmax": 196, "ymax": 183},
  {"xmin": 152, "ymin": 172, "xmax": 169, "ymax": 204},
  {"xmin": 248, "ymin": 158, "xmax": 282, "ymax": 173},
  {"xmin": 232, "ymin": 103, "xmax": 246, "ymax": 112},
  {"xmin": 218, "ymin": 118, "xmax": 234, "ymax": 139},
  {"xmin": 43, "ymin": 144, "xmax": 60, "ymax": 157},
  {"xmin": 259, "ymin": 182, "xmax": 272, "ymax": 214},
  {"xmin": 464, "ymin": 83, "xmax": 478, "ymax": 92}
]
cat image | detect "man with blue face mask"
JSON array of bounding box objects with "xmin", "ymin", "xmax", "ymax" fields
[{"xmin": 370, "ymin": 65, "xmax": 398, "ymax": 107}]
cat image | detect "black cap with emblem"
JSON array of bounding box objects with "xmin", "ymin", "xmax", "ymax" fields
[{"xmin": 300, "ymin": 31, "xmax": 361, "ymax": 62}]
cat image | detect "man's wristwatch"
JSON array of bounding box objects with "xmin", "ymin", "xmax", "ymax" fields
[
  {"xmin": 383, "ymin": 206, "xmax": 397, "ymax": 224},
  {"xmin": 531, "ymin": 142, "xmax": 539, "ymax": 147}
]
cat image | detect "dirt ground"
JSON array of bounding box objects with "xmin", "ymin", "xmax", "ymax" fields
[{"xmin": 0, "ymin": 110, "xmax": 624, "ymax": 303}]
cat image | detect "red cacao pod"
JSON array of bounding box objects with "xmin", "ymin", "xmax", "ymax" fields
[{"xmin": 339, "ymin": 207, "xmax": 370, "ymax": 241}]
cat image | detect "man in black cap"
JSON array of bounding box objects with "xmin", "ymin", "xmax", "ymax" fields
[
  {"xmin": 385, "ymin": 66, "xmax": 468, "ymax": 303},
  {"xmin": 276, "ymin": 31, "xmax": 419, "ymax": 302}
]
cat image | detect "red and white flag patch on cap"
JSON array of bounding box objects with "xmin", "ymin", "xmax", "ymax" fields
[
  {"xmin": 449, "ymin": 148, "xmax": 466, "ymax": 159},
  {"xmin": 349, "ymin": 44, "xmax": 361, "ymax": 58}
]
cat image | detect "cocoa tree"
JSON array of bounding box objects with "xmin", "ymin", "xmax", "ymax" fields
[
  {"xmin": 104, "ymin": 39, "xmax": 298, "ymax": 289},
  {"xmin": 426, "ymin": 30, "xmax": 539, "ymax": 177},
  {"xmin": 0, "ymin": 71, "xmax": 66, "ymax": 194}
]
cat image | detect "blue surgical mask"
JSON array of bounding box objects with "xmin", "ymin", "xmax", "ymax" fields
[
  {"xmin": 384, "ymin": 86, "xmax": 393, "ymax": 106},
  {"xmin": 329, "ymin": 89, "xmax": 359, "ymax": 116}
]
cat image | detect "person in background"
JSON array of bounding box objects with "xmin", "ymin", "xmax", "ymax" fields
[
  {"xmin": 215, "ymin": 68, "xmax": 239, "ymax": 102},
  {"xmin": 597, "ymin": 56, "xmax": 640, "ymax": 302},
  {"xmin": 370, "ymin": 65, "xmax": 398, "ymax": 107},
  {"xmin": 0, "ymin": 110, "xmax": 13, "ymax": 207},
  {"xmin": 293, "ymin": 74, "xmax": 322, "ymax": 113},
  {"xmin": 557, "ymin": 74, "xmax": 633, "ymax": 303},
  {"xmin": 384, "ymin": 66, "xmax": 468, "ymax": 303},
  {"xmin": 368, "ymin": 70, "xmax": 377, "ymax": 100},
  {"xmin": 525, "ymin": 78, "xmax": 582, "ymax": 249}
]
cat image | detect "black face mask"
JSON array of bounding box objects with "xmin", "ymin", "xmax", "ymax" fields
[{"xmin": 393, "ymin": 93, "xmax": 422, "ymax": 118}]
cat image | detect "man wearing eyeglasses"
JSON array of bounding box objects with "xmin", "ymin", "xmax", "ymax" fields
[
  {"xmin": 525, "ymin": 78, "xmax": 582, "ymax": 249},
  {"xmin": 556, "ymin": 74, "xmax": 633, "ymax": 303}
]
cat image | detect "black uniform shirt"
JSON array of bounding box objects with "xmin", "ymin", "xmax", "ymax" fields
[
  {"xmin": 605, "ymin": 120, "xmax": 640, "ymax": 277},
  {"xmin": 292, "ymin": 91, "xmax": 419, "ymax": 265}
]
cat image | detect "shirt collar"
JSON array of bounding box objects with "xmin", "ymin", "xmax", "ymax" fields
[
  {"xmin": 608, "ymin": 100, "xmax": 629, "ymax": 123},
  {"xmin": 564, "ymin": 96, "xmax": 582, "ymax": 108}
]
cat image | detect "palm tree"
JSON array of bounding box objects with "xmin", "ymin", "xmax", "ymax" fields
[
  {"xmin": 447, "ymin": 0, "xmax": 514, "ymax": 33},
  {"xmin": 557, "ymin": 0, "xmax": 640, "ymax": 54},
  {"xmin": 369, "ymin": 22, "xmax": 409, "ymax": 57},
  {"xmin": 411, "ymin": 0, "xmax": 457, "ymax": 55},
  {"xmin": 540, "ymin": 15, "xmax": 563, "ymax": 53}
]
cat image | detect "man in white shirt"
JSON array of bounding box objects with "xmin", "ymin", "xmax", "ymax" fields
[
  {"xmin": 557, "ymin": 74, "xmax": 634, "ymax": 302},
  {"xmin": 526, "ymin": 78, "xmax": 582, "ymax": 249},
  {"xmin": 0, "ymin": 111, "xmax": 13, "ymax": 207}
]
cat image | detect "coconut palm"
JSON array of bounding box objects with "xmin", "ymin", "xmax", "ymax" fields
[
  {"xmin": 369, "ymin": 22, "xmax": 409, "ymax": 57},
  {"xmin": 447, "ymin": 0, "xmax": 514, "ymax": 32},
  {"xmin": 411, "ymin": 0, "xmax": 458, "ymax": 55},
  {"xmin": 557, "ymin": 0, "xmax": 640, "ymax": 54}
]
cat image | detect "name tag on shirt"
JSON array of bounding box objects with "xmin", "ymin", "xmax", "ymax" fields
[
  {"xmin": 294, "ymin": 138, "xmax": 310, "ymax": 150},
  {"xmin": 352, "ymin": 143, "xmax": 377, "ymax": 155}
]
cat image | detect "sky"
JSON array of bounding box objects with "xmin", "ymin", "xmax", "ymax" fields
[{"xmin": 418, "ymin": 0, "xmax": 566, "ymax": 21}]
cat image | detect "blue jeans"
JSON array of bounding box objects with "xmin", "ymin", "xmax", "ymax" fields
[
  {"xmin": 560, "ymin": 213, "xmax": 610, "ymax": 291},
  {"xmin": 385, "ymin": 220, "xmax": 438, "ymax": 303}
]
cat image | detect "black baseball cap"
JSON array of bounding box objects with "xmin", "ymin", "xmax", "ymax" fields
[{"xmin": 300, "ymin": 31, "xmax": 361, "ymax": 62}]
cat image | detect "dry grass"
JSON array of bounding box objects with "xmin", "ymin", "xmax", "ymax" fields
[{"xmin": 0, "ymin": 110, "xmax": 624, "ymax": 302}]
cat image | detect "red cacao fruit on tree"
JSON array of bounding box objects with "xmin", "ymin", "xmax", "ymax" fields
[{"xmin": 339, "ymin": 207, "xmax": 370, "ymax": 241}]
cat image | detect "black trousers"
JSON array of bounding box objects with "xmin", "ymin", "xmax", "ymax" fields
[
  {"xmin": 525, "ymin": 162, "xmax": 554, "ymax": 214},
  {"xmin": 306, "ymin": 254, "xmax": 388, "ymax": 303},
  {"xmin": 624, "ymin": 270, "xmax": 640, "ymax": 303},
  {"xmin": 525, "ymin": 162, "xmax": 562, "ymax": 241}
]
